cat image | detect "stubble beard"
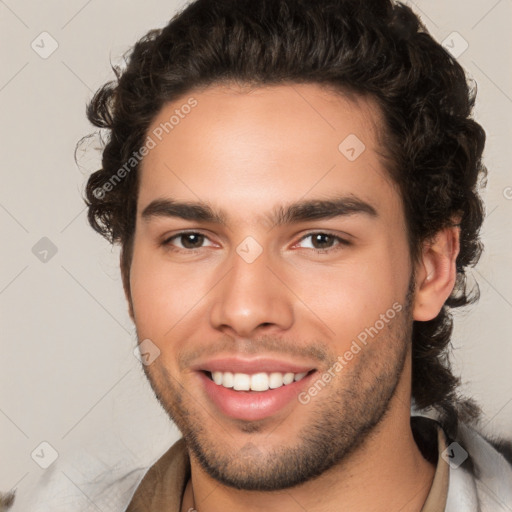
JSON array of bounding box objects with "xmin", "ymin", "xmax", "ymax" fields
[{"xmin": 140, "ymin": 287, "xmax": 414, "ymax": 491}]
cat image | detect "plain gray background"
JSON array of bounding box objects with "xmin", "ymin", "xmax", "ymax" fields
[{"xmin": 1, "ymin": 0, "xmax": 511, "ymax": 504}]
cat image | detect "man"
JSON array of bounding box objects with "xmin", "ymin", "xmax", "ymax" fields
[{"xmin": 79, "ymin": 0, "xmax": 510, "ymax": 510}]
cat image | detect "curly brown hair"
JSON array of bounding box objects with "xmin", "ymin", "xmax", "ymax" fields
[{"xmin": 82, "ymin": 0, "xmax": 486, "ymax": 438}]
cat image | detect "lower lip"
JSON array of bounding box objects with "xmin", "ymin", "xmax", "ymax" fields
[{"xmin": 199, "ymin": 371, "xmax": 315, "ymax": 421}]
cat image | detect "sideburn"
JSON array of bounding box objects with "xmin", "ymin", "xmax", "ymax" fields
[{"xmin": 120, "ymin": 235, "xmax": 135, "ymax": 320}]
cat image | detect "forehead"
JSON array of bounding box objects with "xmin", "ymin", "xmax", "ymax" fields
[{"xmin": 137, "ymin": 83, "xmax": 399, "ymax": 222}]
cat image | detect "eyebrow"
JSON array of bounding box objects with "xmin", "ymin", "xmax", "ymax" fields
[{"xmin": 141, "ymin": 195, "xmax": 378, "ymax": 227}]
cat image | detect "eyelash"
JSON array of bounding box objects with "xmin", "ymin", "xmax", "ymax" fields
[{"xmin": 160, "ymin": 231, "xmax": 351, "ymax": 254}]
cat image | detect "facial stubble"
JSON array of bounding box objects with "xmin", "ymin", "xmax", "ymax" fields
[{"xmin": 139, "ymin": 286, "xmax": 414, "ymax": 491}]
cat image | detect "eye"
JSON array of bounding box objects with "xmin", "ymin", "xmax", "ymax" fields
[
  {"xmin": 161, "ymin": 231, "xmax": 215, "ymax": 251},
  {"xmin": 295, "ymin": 232, "xmax": 350, "ymax": 252}
]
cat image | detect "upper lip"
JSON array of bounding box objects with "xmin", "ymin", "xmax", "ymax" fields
[{"xmin": 192, "ymin": 357, "xmax": 316, "ymax": 375}]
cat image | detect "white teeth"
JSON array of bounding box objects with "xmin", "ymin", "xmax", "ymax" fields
[
  {"xmin": 269, "ymin": 372, "xmax": 284, "ymax": 389},
  {"xmin": 209, "ymin": 370, "xmax": 309, "ymax": 391},
  {"xmin": 250, "ymin": 372, "xmax": 269, "ymax": 391},
  {"xmin": 233, "ymin": 373, "xmax": 251, "ymax": 390},
  {"xmin": 283, "ymin": 372, "xmax": 295, "ymax": 385},
  {"xmin": 223, "ymin": 371, "xmax": 234, "ymax": 388}
]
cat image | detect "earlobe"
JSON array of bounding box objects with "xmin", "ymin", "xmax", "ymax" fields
[{"xmin": 412, "ymin": 225, "xmax": 460, "ymax": 322}]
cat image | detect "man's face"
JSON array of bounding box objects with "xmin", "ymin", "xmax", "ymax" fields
[{"xmin": 129, "ymin": 83, "xmax": 414, "ymax": 490}]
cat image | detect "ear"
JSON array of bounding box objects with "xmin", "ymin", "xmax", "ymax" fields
[{"xmin": 413, "ymin": 225, "xmax": 460, "ymax": 321}]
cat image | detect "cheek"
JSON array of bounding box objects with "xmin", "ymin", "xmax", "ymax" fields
[
  {"xmin": 129, "ymin": 245, "xmax": 211, "ymax": 340},
  {"xmin": 285, "ymin": 245, "xmax": 410, "ymax": 347}
]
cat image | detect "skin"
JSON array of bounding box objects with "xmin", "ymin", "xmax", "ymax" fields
[{"xmin": 125, "ymin": 83, "xmax": 460, "ymax": 512}]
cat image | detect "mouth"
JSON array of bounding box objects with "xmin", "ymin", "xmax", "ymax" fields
[
  {"xmin": 203, "ymin": 369, "xmax": 315, "ymax": 391},
  {"xmin": 196, "ymin": 359, "xmax": 318, "ymax": 422}
]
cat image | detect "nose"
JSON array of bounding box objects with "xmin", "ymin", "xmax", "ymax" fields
[{"xmin": 209, "ymin": 243, "xmax": 294, "ymax": 338}]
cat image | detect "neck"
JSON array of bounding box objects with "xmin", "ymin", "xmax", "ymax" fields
[{"xmin": 182, "ymin": 358, "xmax": 435, "ymax": 512}]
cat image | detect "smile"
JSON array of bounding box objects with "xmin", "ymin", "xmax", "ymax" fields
[
  {"xmin": 207, "ymin": 370, "xmax": 310, "ymax": 391},
  {"xmin": 199, "ymin": 366, "xmax": 317, "ymax": 421}
]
